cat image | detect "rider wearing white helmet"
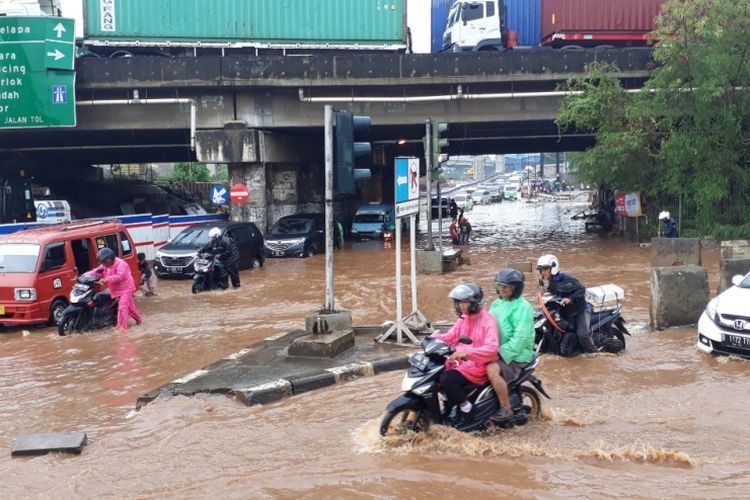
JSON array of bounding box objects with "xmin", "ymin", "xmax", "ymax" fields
[
  {"xmin": 537, "ymin": 254, "xmax": 596, "ymax": 356},
  {"xmin": 658, "ymin": 211, "xmax": 679, "ymax": 238},
  {"xmin": 200, "ymin": 226, "xmax": 241, "ymax": 289}
]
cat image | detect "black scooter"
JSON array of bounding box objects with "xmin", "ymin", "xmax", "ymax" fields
[
  {"xmin": 58, "ymin": 274, "xmax": 118, "ymax": 336},
  {"xmin": 380, "ymin": 336, "xmax": 550, "ymax": 436},
  {"xmin": 191, "ymin": 252, "xmax": 228, "ymax": 294},
  {"xmin": 534, "ymin": 292, "xmax": 630, "ymax": 355}
]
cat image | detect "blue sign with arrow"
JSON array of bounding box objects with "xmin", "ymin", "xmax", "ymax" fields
[{"xmin": 211, "ymin": 184, "xmax": 229, "ymax": 205}]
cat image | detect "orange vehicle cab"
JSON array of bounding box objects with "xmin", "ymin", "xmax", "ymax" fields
[{"xmin": 0, "ymin": 220, "xmax": 140, "ymax": 327}]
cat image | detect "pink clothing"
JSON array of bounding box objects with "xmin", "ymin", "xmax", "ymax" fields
[
  {"xmin": 433, "ymin": 308, "xmax": 499, "ymax": 385},
  {"xmin": 117, "ymin": 292, "xmax": 142, "ymax": 330},
  {"xmin": 85, "ymin": 257, "xmax": 136, "ymax": 299}
]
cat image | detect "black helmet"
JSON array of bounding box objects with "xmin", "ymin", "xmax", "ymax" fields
[
  {"xmin": 97, "ymin": 247, "xmax": 116, "ymax": 264},
  {"xmin": 448, "ymin": 283, "xmax": 484, "ymax": 317},
  {"xmin": 495, "ymin": 268, "xmax": 525, "ymax": 299}
]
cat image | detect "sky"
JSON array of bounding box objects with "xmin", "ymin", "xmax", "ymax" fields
[{"xmin": 59, "ymin": 0, "xmax": 432, "ymax": 53}]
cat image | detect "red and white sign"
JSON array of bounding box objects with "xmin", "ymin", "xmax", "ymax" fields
[{"xmin": 230, "ymin": 183, "xmax": 250, "ymax": 205}]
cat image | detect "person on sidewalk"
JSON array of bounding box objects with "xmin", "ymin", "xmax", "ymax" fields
[
  {"xmin": 137, "ymin": 252, "xmax": 157, "ymax": 296},
  {"xmin": 487, "ymin": 269, "xmax": 535, "ymax": 422},
  {"xmin": 85, "ymin": 248, "xmax": 142, "ymax": 331},
  {"xmin": 449, "ymin": 217, "xmax": 460, "ymax": 245}
]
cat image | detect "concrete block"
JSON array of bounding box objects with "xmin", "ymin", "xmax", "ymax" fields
[
  {"xmin": 288, "ymin": 329, "xmax": 355, "ymax": 358},
  {"xmin": 507, "ymin": 261, "xmax": 534, "ymax": 273},
  {"xmin": 417, "ymin": 250, "xmax": 443, "ymax": 274},
  {"xmin": 721, "ymin": 240, "xmax": 750, "ymax": 260},
  {"xmin": 371, "ymin": 356, "xmax": 410, "ymax": 374},
  {"xmin": 11, "ymin": 432, "xmax": 87, "ymax": 457},
  {"xmin": 235, "ymin": 379, "xmax": 293, "ymax": 406},
  {"xmin": 651, "ymin": 238, "xmax": 702, "ymax": 267},
  {"xmin": 325, "ymin": 361, "xmax": 373, "ymax": 383},
  {"xmin": 718, "ymin": 259, "xmax": 750, "ymax": 294},
  {"xmin": 304, "ymin": 311, "xmax": 352, "ymax": 334},
  {"xmin": 650, "ymin": 265, "xmax": 709, "ymax": 330},
  {"xmin": 288, "ymin": 371, "xmax": 337, "ymax": 395}
]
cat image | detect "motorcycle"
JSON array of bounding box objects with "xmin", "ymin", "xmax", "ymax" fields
[
  {"xmin": 380, "ymin": 336, "xmax": 550, "ymax": 436},
  {"xmin": 58, "ymin": 274, "xmax": 119, "ymax": 336},
  {"xmin": 191, "ymin": 252, "xmax": 227, "ymax": 294},
  {"xmin": 534, "ymin": 289, "xmax": 630, "ymax": 356}
]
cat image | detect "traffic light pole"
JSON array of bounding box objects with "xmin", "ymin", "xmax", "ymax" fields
[
  {"xmin": 324, "ymin": 105, "xmax": 335, "ymax": 312},
  {"xmin": 424, "ymin": 120, "xmax": 434, "ymax": 251}
]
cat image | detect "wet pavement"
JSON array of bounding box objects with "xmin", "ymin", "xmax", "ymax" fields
[{"xmin": 2, "ymin": 195, "xmax": 747, "ymax": 497}]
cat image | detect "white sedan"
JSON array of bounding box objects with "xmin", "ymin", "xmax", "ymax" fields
[{"xmin": 697, "ymin": 272, "xmax": 750, "ymax": 357}]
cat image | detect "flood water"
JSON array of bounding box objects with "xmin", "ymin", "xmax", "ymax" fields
[{"xmin": 1, "ymin": 195, "xmax": 747, "ymax": 497}]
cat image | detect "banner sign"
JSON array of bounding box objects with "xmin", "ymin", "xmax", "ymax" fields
[{"xmin": 615, "ymin": 192, "xmax": 642, "ymax": 217}]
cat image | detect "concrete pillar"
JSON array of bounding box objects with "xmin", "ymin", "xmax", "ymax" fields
[
  {"xmin": 651, "ymin": 238, "xmax": 702, "ymax": 267},
  {"xmin": 721, "ymin": 240, "xmax": 750, "ymax": 260},
  {"xmin": 229, "ymin": 162, "xmax": 268, "ymax": 232},
  {"xmin": 650, "ymin": 265, "xmax": 709, "ymax": 330}
]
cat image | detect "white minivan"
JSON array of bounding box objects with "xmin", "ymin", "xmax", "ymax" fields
[{"xmin": 453, "ymin": 193, "xmax": 474, "ymax": 211}]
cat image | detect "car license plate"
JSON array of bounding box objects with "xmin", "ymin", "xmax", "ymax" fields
[
  {"xmin": 169, "ymin": 267, "xmax": 181, "ymax": 273},
  {"xmin": 723, "ymin": 334, "xmax": 750, "ymax": 349},
  {"xmin": 273, "ymin": 251, "xmax": 284, "ymax": 257},
  {"xmin": 0, "ymin": 306, "xmax": 4, "ymax": 315}
]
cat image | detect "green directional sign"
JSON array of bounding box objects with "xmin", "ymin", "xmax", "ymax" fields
[{"xmin": 0, "ymin": 16, "xmax": 76, "ymax": 129}]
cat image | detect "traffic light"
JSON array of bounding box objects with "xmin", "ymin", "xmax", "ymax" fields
[
  {"xmin": 335, "ymin": 111, "xmax": 372, "ymax": 194},
  {"xmin": 430, "ymin": 120, "xmax": 449, "ymax": 181}
]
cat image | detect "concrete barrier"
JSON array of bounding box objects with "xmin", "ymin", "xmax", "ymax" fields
[
  {"xmin": 650, "ymin": 265, "xmax": 709, "ymax": 330},
  {"xmin": 651, "ymin": 238, "xmax": 702, "ymax": 267},
  {"xmin": 718, "ymin": 259, "xmax": 750, "ymax": 294},
  {"xmin": 11, "ymin": 432, "xmax": 87, "ymax": 457},
  {"xmin": 721, "ymin": 240, "xmax": 750, "ymax": 260}
]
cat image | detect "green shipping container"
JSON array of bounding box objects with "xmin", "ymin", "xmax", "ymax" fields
[{"xmin": 83, "ymin": 0, "xmax": 407, "ymax": 49}]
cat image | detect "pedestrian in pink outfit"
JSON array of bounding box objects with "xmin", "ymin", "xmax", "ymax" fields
[{"xmin": 85, "ymin": 248, "xmax": 142, "ymax": 331}]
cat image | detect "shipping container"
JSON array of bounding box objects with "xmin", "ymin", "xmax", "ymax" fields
[
  {"xmin": 83, "ymin": 0, "xmax": 407, "ymax": 50},
  {"xmin": 505, "ymin": 0, "xmax": 541, "ymax": 47},
  {"xmin": 431, "ymin": 0, "xmax": 455, "ymax": 53},
  {"xmin": 541, "ymin": 0, "xmax": 667, "ymax": 47}
]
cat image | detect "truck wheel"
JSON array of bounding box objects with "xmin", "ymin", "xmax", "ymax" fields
[{"xmin": 49, "ymin": 299, "xmax": 68, "ymax": 326}]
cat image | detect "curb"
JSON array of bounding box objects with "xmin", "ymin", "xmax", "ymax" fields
[{"xmin": 233, "ymin": 355, "xmax": 410, "ymax": 407}]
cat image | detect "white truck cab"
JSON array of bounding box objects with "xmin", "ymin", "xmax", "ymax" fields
[
  {"xmin": 0, "ymin": 0, "xmax": 61, "ymax": 16},
  {"xmin": 443, "ymin": 0, "xmax": 508, "ymax": 52}
]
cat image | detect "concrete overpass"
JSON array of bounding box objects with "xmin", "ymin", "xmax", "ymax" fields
[{"xmin": 0, "ymin": 48, "xmax": 654, "ymax": 229}]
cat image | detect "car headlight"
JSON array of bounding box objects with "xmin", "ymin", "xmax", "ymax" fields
[
  {"xmin": 14, "ymin": 288, "xmax": 37, "ymax": 301},
  {"xmin": 705, "ymin": 298, "xmax": 719, "ymax": 321},
  {"xmin": 351, "ymin": 229, "xmax": 358, "ymax": 234}
]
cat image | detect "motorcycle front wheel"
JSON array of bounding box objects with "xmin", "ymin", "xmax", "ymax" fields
[
  {"xmin": 380, "ymin": 407, "xmax": 430, "ymax": 436},
  {"xmin": 192, "ymin": 279, "xmax": 203, "ymax": 294},
  {"xmin": 519, "ymin": 386, "xmax": 542, "ymax": 419},
  {"xmin": 58, "ymin": 310, "xmax": 81, "ymax": 336}
]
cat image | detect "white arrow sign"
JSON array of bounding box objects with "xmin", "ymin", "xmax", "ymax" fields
[
  {"xmin": 53, "ymin": 22, "xmax": 66, "ymax": 39},
  {"xmin": 212, "ymin": 187, "xmax": 227, "ymax": 204},
  {"xmin": 47, "ymin": 49, "xmax": 65, "ymax": 61},
  {"xmin": 397, "ymin": 175, "xmax": 407, "ymax": 186}
]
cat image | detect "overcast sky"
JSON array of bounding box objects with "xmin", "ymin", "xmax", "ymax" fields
[{"xmin": 59, "ymin": 0, "xmax": 432, "ymax": 53}]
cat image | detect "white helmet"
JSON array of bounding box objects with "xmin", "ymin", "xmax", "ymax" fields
[
  {"xmin": 537, "ymin": 254, "xmax": 560, "ymax": 275},
  {"xmin": 208, "ymin": 227, "xmax": 222, "ymax": 239},
  {"xmin": 658, "ymin": 211, "xmax": 671, "ymax": 221}
]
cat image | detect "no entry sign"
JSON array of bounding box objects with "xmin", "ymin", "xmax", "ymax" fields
[{"xmin": 230, "ymin": 183, "xmax": 250, "ymax": 205}]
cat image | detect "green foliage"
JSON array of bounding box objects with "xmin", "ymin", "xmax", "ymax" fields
[
  {"xmin": 170, "ymin": 162, "xmax": 211, "ymax": 182},
  {"xmin": 557, "ymin": 0, "xmax": 750, "ymax": 238}
]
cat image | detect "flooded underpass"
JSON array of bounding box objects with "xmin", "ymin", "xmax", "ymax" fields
[{"xmin": 2, "ymin": 197, "xmax": 748, "ymax": 497}]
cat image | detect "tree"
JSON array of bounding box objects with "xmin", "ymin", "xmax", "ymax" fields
[
  {"xmin": 557, "ymin": 0, "xmax": 750, "ymax": 237},
  {"xmin": 170, "ymin": 162, "xmax": 211, "ymax": 182}
]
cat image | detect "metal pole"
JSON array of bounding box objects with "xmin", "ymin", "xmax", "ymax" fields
[
  {"xmin": 410, "ymin": 213, "xmax": 418, "ymax": 312},
  {"xmin": 437, "ymin": 181, "xmax": 444, "ymax": 257},
  {"xmin": 395, "ymin": 217, "xmax": 403, "ymax": 344},
  {"xmin": 425, "ymin": 120, "xmax": 434, "ymax": 251},
  {"xmin": 324, "ymin": 105, "xmax": 335, "ymax": 312}
]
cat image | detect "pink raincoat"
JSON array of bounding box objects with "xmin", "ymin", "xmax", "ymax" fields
[
  {"xmin": 433, "ymin": 308, "xmax": 499, "ymax": 385},
  {"xmin": 85, "ymin": 257, "xmax": 136, "ymax": 298}
]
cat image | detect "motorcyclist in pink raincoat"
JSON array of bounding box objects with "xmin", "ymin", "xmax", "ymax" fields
[{"xmin": 85, "ymin": 248, "xmax": 142, "ymax": 331}]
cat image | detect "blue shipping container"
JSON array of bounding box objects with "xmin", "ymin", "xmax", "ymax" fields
[
  {"xmin": 431, "ymin": 0, "xmax": 456, "ymax": 52},
  {"xmin": 505, "ymin": 0, "xmax": 542, "ymax": 46}
]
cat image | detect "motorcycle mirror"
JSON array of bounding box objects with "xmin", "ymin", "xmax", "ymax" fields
[{"xmin": 458, "ymin": 336, "xmax": 473, "ymax": 345}]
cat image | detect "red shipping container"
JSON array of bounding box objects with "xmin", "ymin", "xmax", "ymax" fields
[{"xmin": 542, "ymin": 0, "xmax": 667, "ymax": 46}]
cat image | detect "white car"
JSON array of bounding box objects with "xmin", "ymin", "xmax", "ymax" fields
[
  {"xmin": 452, "ymin": 194, "xmax": 474, "ymax": 211},
  {"xmin": 697, "ymin": 272, "xmax": 750, "ymax": 357},
  {"xmin": 503, "ymin": 185, "xmax": 518, "ymax": 200},
  {"xmin": 471, "ymin": 190, "xmax": 492, "ymax": 205}
]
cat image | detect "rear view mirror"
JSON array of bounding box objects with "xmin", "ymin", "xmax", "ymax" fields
[{"xmin": 731, "ymin": 275, "xmax": 744, "ymax": 286}]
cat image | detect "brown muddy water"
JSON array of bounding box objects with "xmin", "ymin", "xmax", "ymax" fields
[{"xmin": 1, "ymin": 197, "xmax": 746, "ymax": 498}]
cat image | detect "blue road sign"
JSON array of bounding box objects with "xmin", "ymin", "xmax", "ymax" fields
[
  {"xmin": 395, "ymin": 157, "xmax": 420, "ymax": 218},
  {"xmin": 52, "ymin": 85, "xmax": 67, "ymax": 104},
  {"xmin": 211, "ymin": 184, "xmax": 229, "ymax": 205}
]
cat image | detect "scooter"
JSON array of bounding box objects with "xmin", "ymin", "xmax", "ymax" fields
[
  {"xmin": 534, "ymin": 291, "xmax": 630, "ymax": 355},
  {"xmin": 58, "ymin": 274, "xmax": 119, "ymax": 336},
  {"xmin": 191, "ymin": 252, "xmax": 228, "ymax": 294},
  {"xmin": 380, "ymin": 336, "xmax": 550, "ymax": 436}
]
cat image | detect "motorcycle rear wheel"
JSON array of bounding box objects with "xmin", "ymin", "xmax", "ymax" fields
[
  {"xmin": 380, "ymin": 408, "xmax": 430, "ymax": 436},
  {"xmin": 519, "ymin": 386, "xmax": 542, "ymax": 419}
]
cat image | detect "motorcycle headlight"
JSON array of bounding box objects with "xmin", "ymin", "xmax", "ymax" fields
[
  {"xmin": 14, "ymin": 288, "xmax": 37, "ymax": 301},
  {"xmin": 705, "ymin": 298, "xmax": 719, "ymax": 322}
]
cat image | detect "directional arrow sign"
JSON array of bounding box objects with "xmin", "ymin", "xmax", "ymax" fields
[
  {"xmin": 44, "ymin": 41, "xmax": 74, "ymax": 70},
  {"xmin": 53, "ymin": 22, "xmax": 67, "ymax": 39},
  {"xmin": 395, "ymin": 157, "xmax": 420, "ymax": 217},
  {"xmin": 47, "ymin": 49, "xmax": 64, "ymax": 61},
  {"xmin": 396, "ymin": 175, "xmax": 407, "ymax": 186}
]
